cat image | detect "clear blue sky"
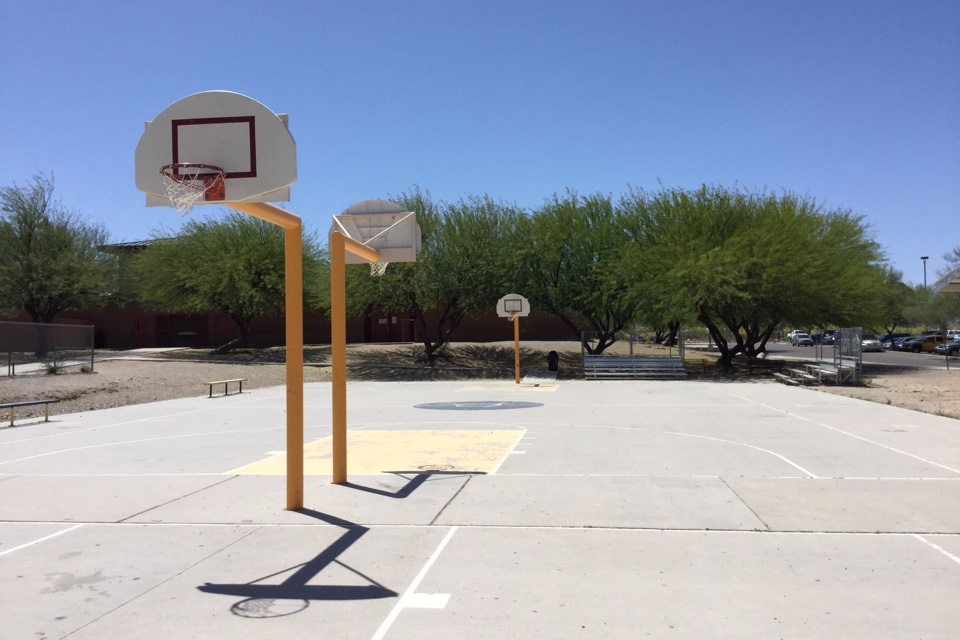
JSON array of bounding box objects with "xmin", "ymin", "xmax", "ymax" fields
[{"xmin": 2, "ymin": 1, "xmax": 957, "ymax": 286}]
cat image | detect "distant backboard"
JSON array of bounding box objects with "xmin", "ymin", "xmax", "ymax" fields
[
  {"xmin": 330, "ymin": 199, "xmax": 421, "ymax": 264},
  {"xmin": 497, "ymin": 293, "xmax": 530, "ymax": 319},
  {"xmin": 135, "ymin": 91, "xmax": 296, "ymax": 207}
]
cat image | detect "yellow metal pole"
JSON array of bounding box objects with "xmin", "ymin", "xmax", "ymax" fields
[
  {"xmin": 330, "ymin": 233, "xmax": 347, "ymax": 485},
  {"xmin": 226, "ymin": 202, "xmax": 304, "ymax": 511},
  {"xmin": 514, "ymin": 315, "xmax": 521, "ymax": 384},
  {"xmin": 329, "ymin": 231, "xmax": 380, "ymax": 485}
]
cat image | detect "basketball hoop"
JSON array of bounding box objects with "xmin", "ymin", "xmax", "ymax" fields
[
  {"xmin": 370, "ymin": 261, "xmax": 389, "ymax": 277},
  {"xmin": 160, "ymin": 163, "xmax": 226, "ymax": 215}
]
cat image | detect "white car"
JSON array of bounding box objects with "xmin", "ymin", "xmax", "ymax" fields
[
  {"xmin": 861, "ymin": 336, "xmax": 884, "ymax": 352},
  {"xmin": 791, "ymin": 332, "xmax": 813, "ymax": 346}
]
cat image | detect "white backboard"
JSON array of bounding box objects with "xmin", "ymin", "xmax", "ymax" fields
[
  {"xmin": 135, "ymin": 91, "xmax": 296, "ymax": 206},
  {"xmin": 497, "ymin": 293, "xmax": 530, "ymax": 318},
  {"xmin": 330, "ymin": 199, "xmax": 421, "ymax": 264}
]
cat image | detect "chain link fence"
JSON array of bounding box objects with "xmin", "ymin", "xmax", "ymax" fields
[{"xmin": 1, "ymin": 321, "xmax": 95, "ymax": 376}]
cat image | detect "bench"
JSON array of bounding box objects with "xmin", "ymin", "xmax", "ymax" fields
[
  {"xmin": 806, "ymin": 359, "xmax": 859, "ymax": 384},
  {"xmin": 0, "ymin": 399, "xmax": 60, "ymax": 426},
  {"xmin": 583, "ymin": 355, "xmax": 687, "ymax": 380},
  {"xmin": 771, "ymin": 372, "xmax": 799, "ymax": 385},
  {"xmin": 786, "ymin": 368, "xmax": 820, "ymax": 384},
  {"xmin": 204, "ymin": 378, "xmax": 248, "ymax": 398},
  {"xmin": 743, "ymin": 358, "xmax": 784, "ymax": 375}
]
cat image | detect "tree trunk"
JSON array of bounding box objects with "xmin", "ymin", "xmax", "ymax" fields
[
  {"xmin": 33, "ymin": 322, "xmax": 51, "ymax": 359},
  {"xmin": 214, "ymin": 314, "xmax": 252, "ymax": 355}
]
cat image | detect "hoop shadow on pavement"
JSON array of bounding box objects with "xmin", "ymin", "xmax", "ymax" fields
[
  {"xmin": 198, "ymin": 511, "xmax": 396, "ymax": 617},
  {"xmin": 345, "ymin": 470, "xmax": 484, "ymax": 499},
  {"xmin": 197, "ymin": 472, "xmax": 469, "ymax": 617}
]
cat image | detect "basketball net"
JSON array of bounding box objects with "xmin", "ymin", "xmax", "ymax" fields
[
  {"xmin": 160, "ymin": 163, "xmax": 226, "ymax": 216},
  {"xmin": 370, "ymin": 261, "xmax": 389, "ymax": 277}
]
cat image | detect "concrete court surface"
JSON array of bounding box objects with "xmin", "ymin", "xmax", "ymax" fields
[{"xmin": 1, "ymin": 377, "xmax": 959, "ymax": 639}]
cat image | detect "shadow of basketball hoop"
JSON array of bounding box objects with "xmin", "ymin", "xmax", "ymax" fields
[
  {"xmin": 344, "ymin": 470, "xmax": 484, "ymax": 499},
  {"xmin": 198, "ymin": 511, "xmax": 396, "ymax": 617}
]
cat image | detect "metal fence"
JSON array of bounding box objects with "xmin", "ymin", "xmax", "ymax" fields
[
  {"xmin": 0, "ymin": 321, "xmax": 95, "ymax": 376},
  {"xmin": 581, "ymin": 330, "xmax": 685, "ymax": 359}
]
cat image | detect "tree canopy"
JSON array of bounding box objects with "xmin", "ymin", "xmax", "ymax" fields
[
  {"xmin": 0, "ymin": 173, "xmax": 112, "ymax": 355},
  {"xmin": 618, "ymin": 185, "xmax": 887, "ymax": 365},
  {"xmin": 517, "ymin": 190, "xmax": 636, "ymax": 353},
  {"xmin": 131, "ymin": 211, "xmax": 326, "ymax": 353},
  {"xmin": 344, "ymin": 189, "xmax": 523, "ymax": 364}
]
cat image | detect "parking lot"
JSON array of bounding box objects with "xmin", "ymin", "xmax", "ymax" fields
[{"xmin": 769, "ymin": 340, "xmax": 957, "ymax": 369}]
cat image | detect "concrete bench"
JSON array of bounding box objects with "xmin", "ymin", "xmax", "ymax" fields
[
  {"xmin": 203, "ymin": 378, "xmax": 248, "ymax": 398},
  {"xmin": 0, "ymin": 398, "xmax": 60, "ymax": 426},
  {"xmin": 583, "ymin": 356, "xmax": 686, "ymax": 380}
]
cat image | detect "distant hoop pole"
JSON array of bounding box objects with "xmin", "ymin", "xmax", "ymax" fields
[
  {"xmin": 514, "ymin": 315, "xmax": 521, "ymax": 384},
  {"xmin": 226, "ymin": 202, "xmax": 304, "ymax": 511},
  {"xmin": 330, "ymin": 231, "xmax": 381, "ymax": 485}
]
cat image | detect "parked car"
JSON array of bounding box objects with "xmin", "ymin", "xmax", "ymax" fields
[
  {"xmin": 791, "ymin": 332, "xmax": 814, "ymax": 346},
  {"xmin": 933, "ymin": 338, "xmax": 960, "ymax": 356},
  {"xmin": 907, "ymin": 335, "xmax": 946, "ymax": 353},
  {"xmin": 812, "ymin": 329, "xmax": 836, "ymax": 345},
  {"xmin": 861, "ymin": 335, "xmax": 883, "ymax": 352},
  {"xmin": 892, "ymin": 336, "xmax": 920, "ymax": 351},
  {"xmin": 877, "ymin": 332, "xmax": 913, "ymax": 348}
]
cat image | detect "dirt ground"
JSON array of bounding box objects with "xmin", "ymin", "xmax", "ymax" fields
[{"xmin": 2, "ymin": 341, "xmax": 959, "ymax": 423}]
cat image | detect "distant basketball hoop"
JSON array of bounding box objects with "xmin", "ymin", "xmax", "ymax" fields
[
  {"xmin": 497, "ymin": 294, "xmax": 530, "ymax": 384},
  {"xmin": 497, "ymin": 294, "xmax": 530, "ymax": 320}
]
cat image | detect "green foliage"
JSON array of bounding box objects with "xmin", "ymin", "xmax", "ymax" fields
[
  {"xmin": 907, "ymin": 286, "xmax": 960, "ymax": 331},
  {"xmin": 43, "ymin": 353, "xmax": 65, "ymax": 375},
  {"xmin": 618, "ymin": 185, "xmax": 886, "ymax": 365},
  {"xmin": 343, "ymin": 184, "xmax": 889, "ymax": 366},
  {"xmin": 0, "ymin": 173, "xmax": 112, "ymax": 356},
  {"xmin": 517, "ymin": 190, "xmax": 635, "ymax": 353},
  {"xmin": 132, "ymin": 212, "xmax": 326, "ymax": 352},
  {"xmin": 877, "ymin": 266, "xmax": 914, "ymax": 334},
  {"xmin": 345, "ymin": 188, "xmax": 523, "ymax": 364}
]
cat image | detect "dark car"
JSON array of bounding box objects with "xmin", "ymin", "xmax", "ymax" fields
[
  {"xmin": 933, "ymin": 339, "xmax": 960, "ymax": 356},
  {"xmin": 877, "ymin": 332, "xmax": 913, "ymax": 348},
  {"xmin": 812, "ymin": 329, "xmax": 836, "ymax": 345},
  {"xmin": 892, "ymin": 336, "xmax": 920, "ymax": 351}
]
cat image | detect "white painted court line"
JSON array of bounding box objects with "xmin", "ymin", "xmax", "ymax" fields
[
  {"xmin": 709, "ymin": 386, "xmax": 960, "ymax": 475},
  {"xmin": 914, "ymin": 534, "xmax": 960, "ymax": 566},
  {"xmin": 668, "ymin": 431, "xmax": 818, "ymax": 478},
  {"xmin": 371, "ymin": 526, "xmax": 458, "ymax": 640},
  {"xmin": 0, "ymin": 428, "xmax": 281, "ymax": 467},
  {"xmin": 0, "ymin": 391, "xmax": 278, "ymax": 446},
  {"xmin": 0, "ymin": 524, "xmax": 84, "ymax": 557}
]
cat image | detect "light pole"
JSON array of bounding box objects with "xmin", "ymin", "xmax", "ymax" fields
[{"xmin": 921, "ymin": 256, "xmax": 929, "ymax": 288}]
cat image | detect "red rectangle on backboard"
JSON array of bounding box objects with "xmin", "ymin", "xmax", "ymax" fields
[
  {"xmin": 171, "ymin": 116, "xmax": 257, "ymax": 178},
  {"xmin": 504, "ymin": 299, "xmax": 523, "ymax": 312}
]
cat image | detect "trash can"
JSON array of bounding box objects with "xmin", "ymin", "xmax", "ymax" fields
[{"xmin": 547, "ymin": 351, "xmax": 559, "ymax": 372}]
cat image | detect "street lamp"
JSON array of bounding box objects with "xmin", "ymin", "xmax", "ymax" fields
[{"xmin": 921, "ymin": 256, "xmax": 929, "ymax": 287}]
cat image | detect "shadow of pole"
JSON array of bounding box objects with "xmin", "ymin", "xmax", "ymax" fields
[
  {"xmin": 198, "ymin": 510, "xmax": 396, "ymax": 617},
  {"xmin": 344, "ymin": 470, "xmax": 483, "ymax": 499}
]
